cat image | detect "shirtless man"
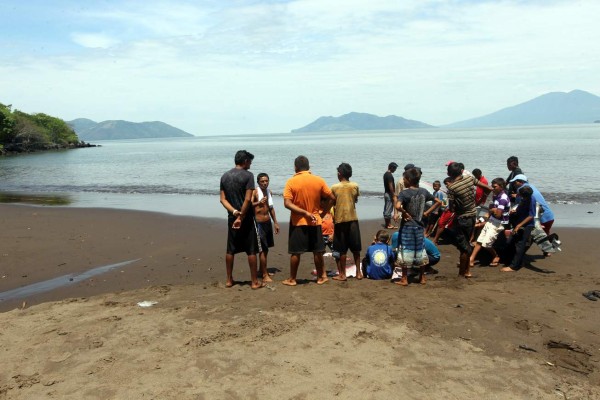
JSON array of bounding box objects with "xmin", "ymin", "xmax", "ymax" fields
[{"xmin": 252, "ymin": 173, "xmax": 280, "ymax": 283}]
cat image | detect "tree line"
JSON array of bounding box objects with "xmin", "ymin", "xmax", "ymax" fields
[{"xmin": 0, "ymin": 102, "xmax": 81, "ymax": 154}]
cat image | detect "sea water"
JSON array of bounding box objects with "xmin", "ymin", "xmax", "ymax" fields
[{"xmin": 1, "ymin": 125, "xmax": 599, "ymax": 227}]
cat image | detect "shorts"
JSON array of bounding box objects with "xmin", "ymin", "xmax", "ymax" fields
[
  {"xmin": 383, "ymin": 193, "xmax": 394, "ymax": 219},
  {"xmin": 395, "ymin": 225, "xmax": 427, "ymax": 268},
  {"xmin": 449, "ymin": 215, "xmax": 475, "ymax": 255},
  {"xmin": 256, "ymin": 220, "xmax": 274, "ymax": 252},
  {"xmin": 333, "ymin": 220, "xmax": 362, "ymax": 254},
  {"xmin": 288, "ymin": 225, "xmax": 325, "ymax": 254},
  {"xmin": 438, "ymin": 209, "xmax": 455, "ymax": 229},
  {"xmin": 476, "ymin": 220, "xmax": 504, "ymax": 248},
  {"xmin": 226, "ymin": 216, "xmax": 259, "ymax": 255}
]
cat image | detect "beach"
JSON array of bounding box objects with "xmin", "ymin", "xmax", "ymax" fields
[{"xmin": 1, "ymin": 203, "xmax": 599, "ymax": 399}]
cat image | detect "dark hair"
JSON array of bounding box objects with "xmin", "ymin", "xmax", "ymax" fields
[
  {"xmin": 491, "ymin": 177, "xmax": 506, "ymax": 188},
  {"xmin": 403, "ymin": 167, "xmax": 421, "ymax": 186},
  {"xmin": 472, "ymin": 168, "xmax": 482, "ymax": 178},
  {"xmin": 388, "ymin": 162, "xmax": 398, "ymax": 170},
  {"xmin": 337, "ymin": 163, "xmax": 352, "ymax": 179},
  {"xmin": 443, "ymin": 177, "xmax": 452, "ymax": 184},
  {"xmin": 518, "ymin": 185, "xmax": 533, "ymax": 208},
  {"xmin": 507, "ymin": 156, "xmax": 519, "ymax": 165},
  {"xmin": 433, "ymin": 180, "xmax": 441, "ymax": 185},
  {"xmin": 447, "ymin": 162, "xmax": 462, "ymax": 178},
  {"xmin": 294, "ymin": 155, "xmax": 310, "ymax": 171},
  {"xmin": 234, "ymin": 150, "xmax": 254, "ymax": 165},
  {"xmin": 376, "ymin": 229, "xmax": 389, "ymax": 243},
  {"xmin": 257, "ymin": 173, "xmax": 269, "ymax": 182}
]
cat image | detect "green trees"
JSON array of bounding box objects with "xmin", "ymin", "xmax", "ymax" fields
[{"xmin": 0, "ymin": 103, "xmax": 80, "ymax": 153}]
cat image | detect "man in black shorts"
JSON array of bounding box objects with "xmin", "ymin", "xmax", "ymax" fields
[
  {"xmin": 282, "ymin": 156, "xmax": 335, "ymax": 286},
  {"xmin": 219, "ymin": 150, "xmax": 263, "ymax": 289}
]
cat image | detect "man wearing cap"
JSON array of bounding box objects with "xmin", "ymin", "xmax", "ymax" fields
[
  {"xmin": 510, "ymin": 175, "xmax": 555, "ymax": 235},
  {"xmin": 383, "ymin": 162, "xmax": 398, "ymax": 229}
]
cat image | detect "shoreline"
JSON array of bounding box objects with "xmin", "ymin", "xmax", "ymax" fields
[
  {"xmin": 1, "ymin": 204, "xmax": 599, "ymax": 398},
  {"xmin": 3, "ymin": 192, "xmax": 600, "ymax": 228}
]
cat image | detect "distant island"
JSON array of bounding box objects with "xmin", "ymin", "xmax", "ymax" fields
[
  {"xmin": 444, "ymin": 89, "xmax": 600, "ymax": 128},
  {"xmin": 1, "ymin": 102, "xmax": 92, "ymax": 155},
  {"xmin": 291, "ymin": 112, "xmax": 432, "ymax": 133},
  {"xmin": 293, "ymin": 90, "xmax": 600, "ymax": 132},
  {"xmin": 68, "ymin": 119, "xmax": 194, "ymax": 141}
]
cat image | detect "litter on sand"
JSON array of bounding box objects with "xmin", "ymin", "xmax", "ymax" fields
[{"xmin": 137, "ymin": 301, "xmax": 158, "ymax": 307}]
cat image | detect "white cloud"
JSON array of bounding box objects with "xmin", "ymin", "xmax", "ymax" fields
[
  {"xmin": 70, "ymin": 32, "xmax": 120, "ymax": 49},
  {"xmin": 1, "ymin": 0, "xmax": 600, "ymax": 134}
]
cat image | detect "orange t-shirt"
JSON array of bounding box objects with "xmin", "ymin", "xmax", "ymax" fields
[{"xmin": 283, "ymin": 171, "xmax": 333, "ymax": 226}]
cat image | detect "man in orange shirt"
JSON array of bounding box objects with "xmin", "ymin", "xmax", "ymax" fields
[{"xmin": 282, "ymin": 155, "xmax": 335, "ymax": 286}]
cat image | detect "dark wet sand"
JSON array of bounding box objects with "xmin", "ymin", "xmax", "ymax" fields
[{"xmin": 1, "ymin": 204, "xmax": 599, "ymax": 399}]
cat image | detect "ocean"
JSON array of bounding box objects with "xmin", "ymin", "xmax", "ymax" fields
[{"xmin": 1, "ymin": 125, "xmax": 599, "ymax": 227}]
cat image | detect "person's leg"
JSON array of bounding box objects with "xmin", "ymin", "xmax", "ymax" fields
[
  {"xmin": 502, "ymin": 226, "xmax": 532, "ymax": 272},
  {"xmin": 258, "ymin": 250, "xmax": 273, "ymax": 282},
  {"xmin": 353, "ymin": 251, "xmax": 363, "ymax": 279},
  {"xmin": 469, "ymin": 243, "xmax": 482, "ymax": 267},
  {"xmin": 313, "ymin": 252, "xmax": 328, "ymax": 284},
  {"xmin": 397, "ymin": 266, "xmax": 408, "ymax": 286},
  {"xmin": 486, "ymin": 247, "xmax": 500, "ymax": 266},
  {"xmin": 419, "ymin": 265, "xmax": 426, "ymax": 284},
  {"xmin": 247, "ymin": 254, "xmax": 263, "ymax": 289},
  {"xmin": 333, "ymin": 253, "xmax": 347, "ymax": 280},
  {"xmin": 283, "ymin": 254, "xmax": 301, "ymax": 285},
  {"xmin": 458, "ymin": 250, "xmax": 471, "ymax": 277},
  {"xmin": 225, "ymin": 253, "xmax": 235, "ymax": 287}
]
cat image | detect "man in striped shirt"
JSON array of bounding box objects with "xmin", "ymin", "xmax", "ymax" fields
[{"xmin": 446, "ymin": 162, "xmax": 492, "ymax": 278}]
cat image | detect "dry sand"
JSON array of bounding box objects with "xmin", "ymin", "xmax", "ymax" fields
[{"xmin": 1, "ymin": 204, "xmax": 599, "ymax": 399}]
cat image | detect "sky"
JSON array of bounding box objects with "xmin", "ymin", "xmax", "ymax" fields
[{"xmin": 1, "ymin": 0, "xmax": 599, "ymax": 136}]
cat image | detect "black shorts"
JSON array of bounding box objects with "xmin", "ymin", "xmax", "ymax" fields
[
  {"xmin": 449, "ymin": 215, "xmax": 475, "ymax": 255},
  {"xmin": 333, "ymin": 220, "xmax": 362, "ymax": 254},
  {"xmin": 226, "ymin": 216, "xmax": 258, "ymax": 255},
  {"xmin": 288, "ymin": 225, "xmax": 325, "ymax": 254},
  {"xmin": 257, "ymin": 220, "xmax": 274, "ymax": 252}
]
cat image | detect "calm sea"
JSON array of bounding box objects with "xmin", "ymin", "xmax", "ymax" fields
[{"xmin": 1, "ymin": 125, "xmax": 599, "ymax": 227}]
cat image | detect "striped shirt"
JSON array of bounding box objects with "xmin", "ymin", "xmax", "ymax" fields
[{"xmin": 447, "ymin": 175, "xmax": 479, "ymax": 218}]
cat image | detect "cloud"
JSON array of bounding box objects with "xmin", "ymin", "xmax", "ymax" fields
[
  {"xmin": 70, "ymin": 32, "xmax": 120, "ymax": 49},
  {"xmin": 1, "ymin": 0, "xmax": 600, "ymax": 134}
]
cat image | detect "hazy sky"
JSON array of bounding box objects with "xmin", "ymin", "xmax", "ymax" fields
[{"xmin": 1, "ymin": 0, "xmax": 599, "ymax": 135}]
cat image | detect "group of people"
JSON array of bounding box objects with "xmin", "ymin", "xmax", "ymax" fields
[{"xmin": 219, "ymin": 150, "xmax": 557, "ymax": 289}]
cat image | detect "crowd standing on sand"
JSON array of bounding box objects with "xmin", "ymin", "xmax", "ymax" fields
[{"xmin": 220, "ymin": 151, "xmax": 560, "ymax": 289}]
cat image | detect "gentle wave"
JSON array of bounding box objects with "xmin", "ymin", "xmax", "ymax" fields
[{"xmin": 3, "ymin": 184, "xmax": 600, "ymax": 205}]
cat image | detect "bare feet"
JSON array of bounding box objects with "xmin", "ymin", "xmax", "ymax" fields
[
  {"xmin": 489, "ymin": 257, "xmax": 500, "ymax": 267},
  {"xmin": 262, "ymin": 275, "xmax": 273, "ymax": 283},
  {"xmin": 500, "ymin": 267, "xmax": 516, "ymax": 272},
  {"xmin": 332, "ymin": 275, "xmax": 347, "ymax": 281},
  {"xmin": 225, "ymin": 280, "xmax": 235, "ymax": 288},
  {"xmin": 420, "ymin": 276, "xmax": 426, "ymax": 285},
  {"xmin": 317, "ymin": 277, "xmax": 329, "ymax": 285},
  {"xmin": 282, "ymin": 278, "xmax": 297, "ymax": 286},
  {"xmin": 356, "ymin": 272, "xmax": 364, "ymax": 280},
  {"xmin": 395, "ymin": 277, "xmax": 408, "ymax": 286},
  {"xmin": 251, "ymin": 281, "xmax": 266, "ymax": 290}
]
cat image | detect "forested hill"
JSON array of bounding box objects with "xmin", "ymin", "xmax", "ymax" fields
[
  {"xmin": 0, "ymin": 103, "xmax": 87, "ymax": 154},
  {"xmin": 292, "ymin": 112, "xmax": 432, "ymax": 133},
  {"xmin": 69, "ymin": 119, "xmax": 194, "ymax": 140}
]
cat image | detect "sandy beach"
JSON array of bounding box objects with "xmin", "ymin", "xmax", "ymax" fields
[{"xmin": 1, "ymin": 204, "xmax": 599, "ymax": 399}]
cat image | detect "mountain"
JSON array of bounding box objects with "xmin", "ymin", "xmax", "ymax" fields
[
  {"xmin": 67, "ymin": 119, "xmax": 194, "ymax": 140},
  {"xmin": 291, "ymin": 112, "xmax": 432, "ymax": 133},
  {"xmin": 446, "ymin": 90, "xmax": 600, "ymax": 128}
]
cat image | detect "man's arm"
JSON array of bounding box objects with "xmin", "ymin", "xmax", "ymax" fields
[
  {"xmin": 284, "ymin": 198, "xmax": 315, "ymax": 223},
  {"xmin": 268, "ymin": 190, "xmax": 280, "ymax": 234},
  {"xmin": 232, "ymin": 189, "xmax": 253, "ymax": 229}
]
